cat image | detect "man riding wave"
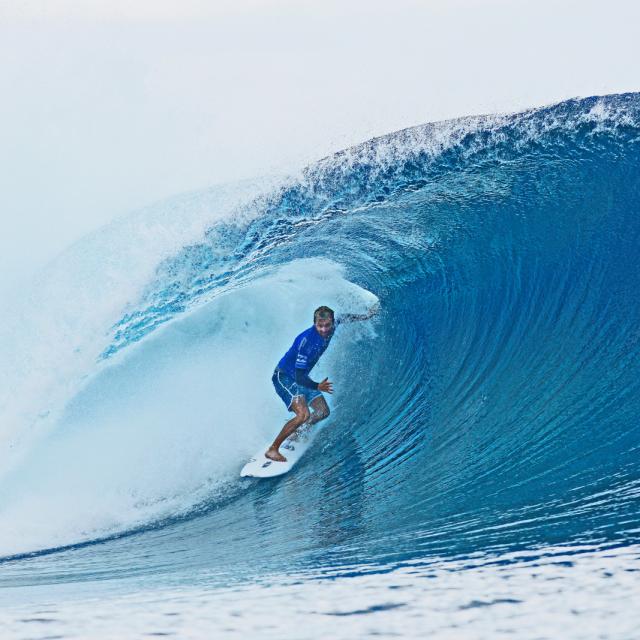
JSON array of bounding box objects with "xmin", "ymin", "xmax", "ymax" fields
[{"xmin": 266, "ymin": 303, "xmax": 379, "ymax": 462}]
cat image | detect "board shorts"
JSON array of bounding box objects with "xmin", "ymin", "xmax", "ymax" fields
[{"xmin": 272, "ymin": 368, "xmax": 323, "ymax": 411}]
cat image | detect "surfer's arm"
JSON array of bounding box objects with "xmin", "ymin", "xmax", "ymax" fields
[
  {"xmin": 338, "ymin": 301, "xmax": 380, "ymax": 324},
  {"xmin": 295, "ymin": 368, "xmax": 320, "ymax": 390},
  {"xmin": 294, "ymin": 338, "xmax": 319, "ymax": 389}
]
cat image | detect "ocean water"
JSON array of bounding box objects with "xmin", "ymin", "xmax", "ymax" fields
[{"xmin": 1, "ymin": 93, "xmax": 640, "ymax": 638}]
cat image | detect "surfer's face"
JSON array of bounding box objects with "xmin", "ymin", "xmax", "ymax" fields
[{"xmin": 314, "ymin": 317, "xmax": 334, "ymax": 339}]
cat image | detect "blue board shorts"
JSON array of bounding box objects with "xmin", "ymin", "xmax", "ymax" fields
[{"xmin": 272, "ymin": 368, "xmax": 323, "ymax": 411}]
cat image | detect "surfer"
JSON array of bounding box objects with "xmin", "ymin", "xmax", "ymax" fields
[{"xmin": 266, "ymin": 303, "xmax": 379, "ymax": 462}]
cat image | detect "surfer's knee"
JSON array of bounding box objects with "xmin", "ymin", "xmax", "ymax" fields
[
  {"xmin": 292, "ymin": 412, "xmax": 310, "ymax": 426},
  {"xmin": 311, "ymin": 397, "xmax": 330, "ymax": 420},
  {"xmin": 316, "ymin": 405, "xmax": 330, "ymax": 420},
  {"xmin": 292, "ymin": 405, "xmax": 310, "ymax": 423},
  {"xmin": 290, "ymin": 397, "xmax": 309, "ymax": 420}
]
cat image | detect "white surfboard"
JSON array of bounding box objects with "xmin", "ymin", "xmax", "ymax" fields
[{"xmin": 240, "ymin": 425, "xmax": 317, "ymax": 478}]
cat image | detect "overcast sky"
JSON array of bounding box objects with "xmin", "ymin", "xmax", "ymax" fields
[{"xmin": 1, "ymin": 0, "xmax": 639, "ymax": 293}]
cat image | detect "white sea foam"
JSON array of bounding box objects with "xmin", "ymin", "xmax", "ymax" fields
[
  {"xmin": 1, "ymin": 543, "xmax": 637, "ymax": 639},
  {"xmin": 0, "ymin": 257, "xmax": 377, "ymax": 556}
]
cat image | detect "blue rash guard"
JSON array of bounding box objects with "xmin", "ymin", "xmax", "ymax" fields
[{"xmin": 276, "ymin": 319, "xmax": 341, "ymax": 389}]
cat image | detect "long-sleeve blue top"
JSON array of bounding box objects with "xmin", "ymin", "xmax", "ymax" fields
[{"xmin": 276, "ymin": 319, "xmax": 341, "ymax": 389}]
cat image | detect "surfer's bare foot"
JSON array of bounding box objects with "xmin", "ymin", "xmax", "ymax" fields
[{"xmin": 265, "ymin": 447, "xmax": 287, "ymax": 462}]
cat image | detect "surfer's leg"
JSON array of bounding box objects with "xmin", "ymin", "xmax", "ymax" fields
[
  {"xmin": 265, "ymin": 396, "xmax": 310, "ymax": 462},
  {"xmin": 308, "ymin": 395, "xmax": 330, "ymax": 425}
]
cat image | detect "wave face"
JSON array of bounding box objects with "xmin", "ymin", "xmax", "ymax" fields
[{"xmin": 1, "ymin": 94, "xmax": 640, "ymax": 588}]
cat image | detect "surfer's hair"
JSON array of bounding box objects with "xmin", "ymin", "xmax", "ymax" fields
[{"xmin": 314, "ymin": 306, "xmax": 335, "ymax": 324}]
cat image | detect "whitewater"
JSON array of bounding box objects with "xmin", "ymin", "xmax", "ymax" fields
[{"xmin": 1, "ymin": 93, "xmax": 640, "ymax": 638}]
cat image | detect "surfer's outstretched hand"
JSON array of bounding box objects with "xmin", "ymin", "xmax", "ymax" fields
[{"xmin": 318, "ymin": 378, "xmax": 333, "ymax": 393}]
